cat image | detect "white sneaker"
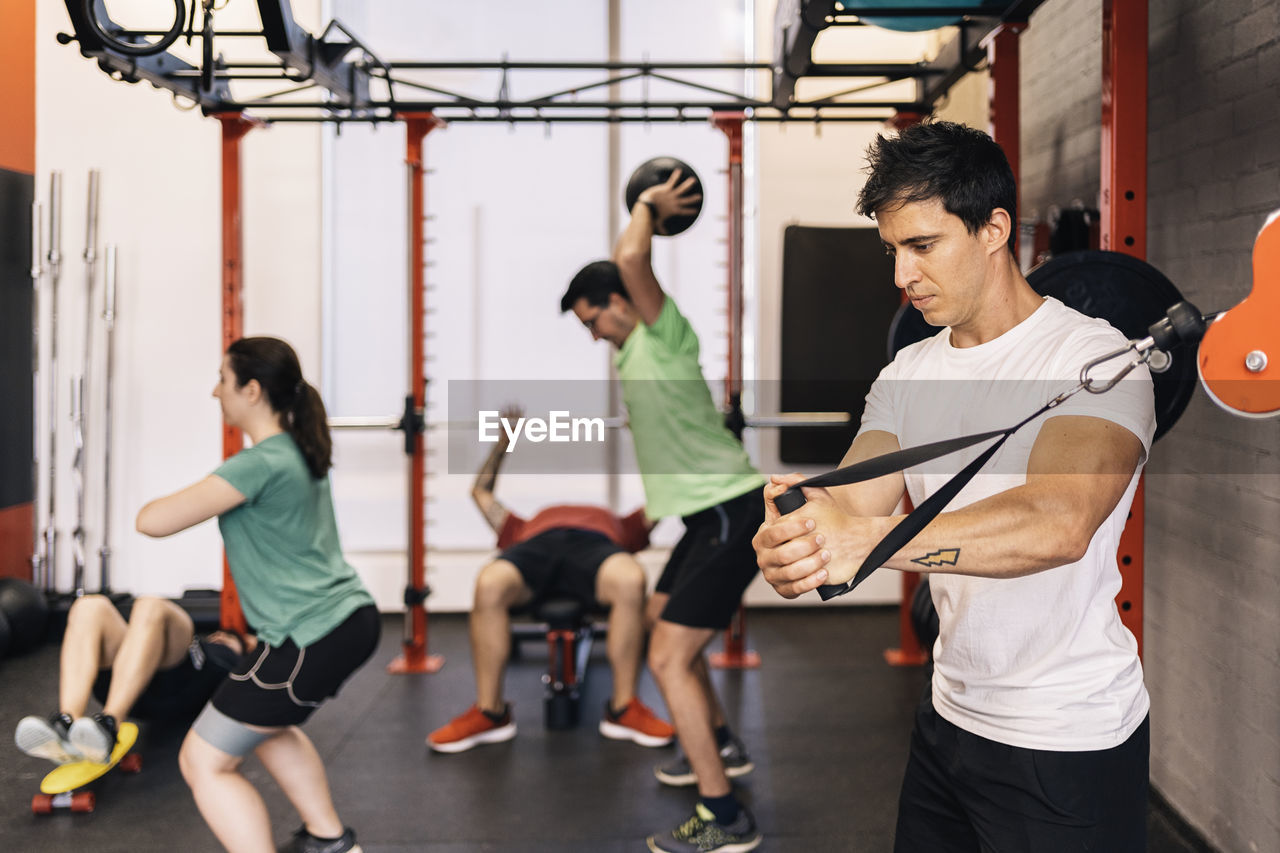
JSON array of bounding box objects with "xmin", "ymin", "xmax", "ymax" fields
[
  {"xmin": 68, "ymin": 713, "xmax": 118, "ymax": 763},
  {"xmin": 15, "ymin": 713, "xmax": 84, "ymax": 765}
]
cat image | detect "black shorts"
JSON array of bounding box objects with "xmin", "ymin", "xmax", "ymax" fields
[
  {"xmin": 656, "ymin": 487, "xmax": 765, "ymax": 630},
  {"xmin": 499, "ymin": 528, "xmax": 625, "ymax": 609},
  {"xmin": 210, "ymin": 605, "xmax": 379, "ymax": 728},
  {"xmin": 894, "ymin": 688, "xmax": 1149, "ymax": 853},
  {"xmin": 92, "ymin": 636, "xmax": 230, "ymax": 721}
]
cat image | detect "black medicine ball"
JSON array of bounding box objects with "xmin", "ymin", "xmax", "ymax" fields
[
  {"xmin": 624, "ymin": 156, "xmax": 704, "ymax": 236},
  {"xmin": 0, "ymin": 609, "xmax": 12, "ymax": 659},
  {"xmin": 0, "ymin": 578, "xmax": 49, "ymax": 654}
]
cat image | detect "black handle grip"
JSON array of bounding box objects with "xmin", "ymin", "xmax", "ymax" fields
[
  {"xmin": 775, "ymin": 488, "xmax": 807, "ymax": 515},
  {"xmin": 815, "ymin": 582, "xmax": 849, "ymax": 600},
  {"xmin": 774, "ymin": 487, "xmax": 852, "ymax": 600}
]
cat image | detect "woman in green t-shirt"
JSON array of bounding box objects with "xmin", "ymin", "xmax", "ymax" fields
[{"xmin": 137, "ymin": 337, "xmax": 376, "ymax": 853}]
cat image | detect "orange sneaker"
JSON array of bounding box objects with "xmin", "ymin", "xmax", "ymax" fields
[
  {"xmin": 599, "ymin": 698, "xmax": 675, "ymax": 747},
  {"xmin": 427, "ymin": 704, "xmax": 516, "ymax": 753}
]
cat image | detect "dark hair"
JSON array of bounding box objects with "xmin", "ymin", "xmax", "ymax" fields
[
  {"xmin": 560, "ymin": 260, "xmax": 627, "ymax": 313},
  {"xmin": 225, "ymin": 337, "xmax": 332, "ymax": 478},
  {"xmin": 857, "ymin": 120, "xmax": 1018, "ymax": 254}
]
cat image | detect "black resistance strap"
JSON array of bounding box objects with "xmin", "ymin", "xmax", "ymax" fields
[{"xmin": 773, "ymin": 301, "xmax": 1209, "ymax": 601}]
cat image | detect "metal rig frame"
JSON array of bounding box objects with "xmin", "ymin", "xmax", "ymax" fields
[{"xmin": 62, "ymin": 1, "xmax": 1047, "ymax": 125}]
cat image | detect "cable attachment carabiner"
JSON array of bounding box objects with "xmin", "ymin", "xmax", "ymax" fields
[
  {"xmin": 1079, "ymin": 300, "xmax": 1210, "ymax": 393},
  {"xmin": 1079, "ymin": 342, "xmax": 1149, "ymax": 393}
]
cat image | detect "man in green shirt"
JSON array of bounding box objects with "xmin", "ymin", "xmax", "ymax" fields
[{"xmin": 561, "ymin": 170, "xmax": 765, "ymax": 853}]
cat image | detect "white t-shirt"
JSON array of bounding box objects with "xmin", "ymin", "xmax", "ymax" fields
[{"xmin": 859, "ymin": 297, "xmax": 1156, "ymax": 751}]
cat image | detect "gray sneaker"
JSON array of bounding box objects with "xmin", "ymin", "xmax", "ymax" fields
[
  {"xmin": 277, "ymin": 826, "xmax": 362, "ymax": 853},
  {"xmin": 15, "ymin": 712, "xmax": 83, "ymax": 765},
  {"xmin": 654, "ymin": 736, "xmax": 754, "ymax": 787},
  {"xmin": 647, "ymin": 802, "xmax": 762, "ymax": 853}
]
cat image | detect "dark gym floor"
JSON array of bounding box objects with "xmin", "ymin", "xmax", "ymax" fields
[{"xmin": 1, "ymin": 608, "xmax": 1213, "ymax": 852}]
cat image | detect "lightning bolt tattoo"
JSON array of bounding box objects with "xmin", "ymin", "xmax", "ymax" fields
[{"xmin": 912, "ymin": 548, "xmax": 960, "ymax": 568}]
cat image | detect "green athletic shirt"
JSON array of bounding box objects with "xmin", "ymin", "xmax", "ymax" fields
[
  {"xmin": 614, "ymin": 296, "xmax": 765, "ymax": 519},
  {"xmin": 214, "ymin": 433, "xmax": 374, "ymax": 648}
]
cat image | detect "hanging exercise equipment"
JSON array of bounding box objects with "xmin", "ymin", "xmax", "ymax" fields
[{"xmin": 80, "ymin": 0, "xmax": 187, "ymax": 57}]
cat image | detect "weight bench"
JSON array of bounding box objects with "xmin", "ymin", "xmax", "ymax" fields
[{"xmin": 510, "ymin": 596, "xmax": 607, "ymax": 730}]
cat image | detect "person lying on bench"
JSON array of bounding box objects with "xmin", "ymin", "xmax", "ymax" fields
[
  {"xmin": 15, "ymin": 595, "xmax": 250, "ymax": 764},
  {"xmin": 427, "ymin": 409, "xmax": 674, "ymax": 753}
]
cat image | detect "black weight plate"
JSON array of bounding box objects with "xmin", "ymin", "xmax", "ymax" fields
[{"xmin": 886, "ymin": 250, "xmax": 1196, "ymax": 441}]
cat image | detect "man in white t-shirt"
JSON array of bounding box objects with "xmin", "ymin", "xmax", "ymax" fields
[{"xmin": 753, "ymin": 121, "xmax": 1155, "ymax": 852}]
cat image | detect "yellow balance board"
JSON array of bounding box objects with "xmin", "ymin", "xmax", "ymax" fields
[{"xmin": 40, "ymin": 722, "xmax": 139, "ymax": 794}]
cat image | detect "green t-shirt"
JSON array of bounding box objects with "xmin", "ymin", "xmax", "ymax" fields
[
  {"xmin": 615, "ymin": 297, "xmax": 765, "ymax": 519},
  {"xmin": 214, "ymin": 433, "xmax": 373, "ymax": 648}
]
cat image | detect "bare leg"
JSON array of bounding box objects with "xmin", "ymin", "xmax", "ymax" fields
[
  {"xmin": 646, "ymin": 593, "xmax": 727, "ymax": 730},
  {"xmin": 595, "ymin": 553, "xmax": 647, "ymax": 709},
  {"xmin": 470, "ymin": 559, "xmax": 532, "ymax": 713},
  {"xmin": 255, "ymin": 726, "xmax": 345, "ymax": 839},
  {"xmin": 179, "ymin": 728, "xmax": 275, "ymax": 853},
  {"xmin": 101, "ymin": 597, "xmax": 193, "ymax": 720},
  {"xmin": 692, "ymin": 654, "xmax": 728, "ymax": 731},
  {"xmin": 648, "ymin": 620, "xmax": 728, "ymax": 798},
  {"xmin": 644, "ymin": 591, "xmax": 668, "ymax": 633},
  {"xmin": 59, "ymin": 595, "xmax": 127, "ymax": 717}
]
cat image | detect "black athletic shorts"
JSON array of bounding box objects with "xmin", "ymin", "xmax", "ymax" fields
[
  {"xmin": 210, "ymin": 604, "xmax": 379, "ymax": 727},
  {"xmin": 499, "ymin": 528, "xmax": 625, "ymax": 609},
  {"xmin": 894, "ymin": 686, "xmax": 1150, "ymax": 853},
  {"xmin": 92, "ymin": 636, "xmax": 235, "ymax": 721},
  {"xmin": 656, "ymin": 486, "xmax": 765, "ymax": 630}
]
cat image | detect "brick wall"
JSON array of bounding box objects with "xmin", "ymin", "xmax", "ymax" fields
[
  {"xmin": 1021, "ymin": 2, "xmax": 1280, "ymax": 851},
  {"xmin": 1145, "ymin": 1, "xmax": 1280, "ymax": 850},
  {"xmin": 1019, "ymin": 0, "xmax": 1102, "ymax": 222}
]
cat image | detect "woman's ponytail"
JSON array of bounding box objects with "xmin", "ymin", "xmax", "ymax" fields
[
  {"xmin": 288, "ymin": 380, "xmax": 332, "ymax": 479},
  {"xmin": 225, "ymin": 337, "xmax": 333, "ymax": 479}
]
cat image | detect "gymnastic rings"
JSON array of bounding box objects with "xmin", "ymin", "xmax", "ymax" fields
[{"xmin": 82, "ymin": 0, "xmax": 186, "ymax": 57}]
